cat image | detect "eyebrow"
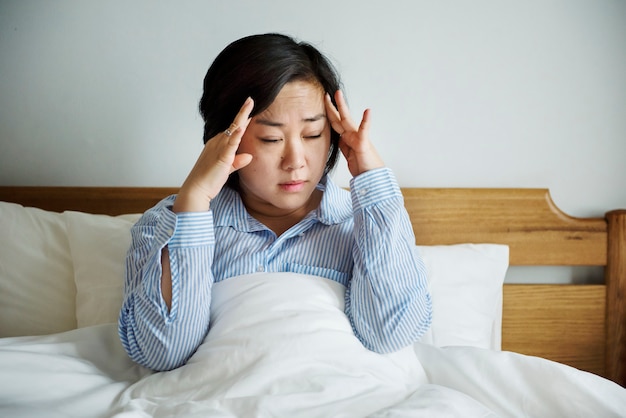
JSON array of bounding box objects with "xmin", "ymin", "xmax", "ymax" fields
[{"xmin": 254, "ymin": 113, "xmax": 326, "ymax": 127}]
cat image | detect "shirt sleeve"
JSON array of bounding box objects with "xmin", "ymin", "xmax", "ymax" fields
[
  {"xmin": 345, "ymin": 167, "xmax": 432, "ymax": 353},
  {"xmin": 118, "ymin": 195, "xmax": 215, "ymax": 371}
]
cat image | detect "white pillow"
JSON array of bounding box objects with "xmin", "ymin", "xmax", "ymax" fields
[
  {"xmin": 416, "ymin": 244, "xmax": 509, "ymax": 350},
  {"xmin": 0, "ymin": 201, "xmax": 76, "ymax": 337},
  {"xmin": 64, "ymin": 211, "xmax": 141, "ymax": 328},
  {"xmin": 64, "ymin": 211, "xmax": 509, "ymax": 350}
]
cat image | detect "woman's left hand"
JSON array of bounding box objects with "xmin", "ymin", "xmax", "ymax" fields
[{"xmin": 324, "ymin": 90, "xmax": 385, "ymax": 177}]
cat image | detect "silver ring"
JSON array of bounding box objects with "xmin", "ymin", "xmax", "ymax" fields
[{"xmin": 224, "ymin": 123, "xmax": 238, "ymax": 137}]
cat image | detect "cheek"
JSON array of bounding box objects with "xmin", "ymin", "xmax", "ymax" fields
[{"xmin": 308, "ymin": 138, "xmax": 331, "ymax": 168}]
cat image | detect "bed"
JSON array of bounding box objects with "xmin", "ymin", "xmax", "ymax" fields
[{"xmin": 0, "ymin": 185, "xmax": 625, "ymax": 417}]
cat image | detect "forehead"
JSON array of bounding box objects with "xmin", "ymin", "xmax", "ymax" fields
[{"xmin": 255, "ymin": 81, "xmax": 326, "ymax": 122}]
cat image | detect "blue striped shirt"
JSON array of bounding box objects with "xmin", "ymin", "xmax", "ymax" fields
[{"xmin": 118, "ymin": 168, "xmax": 432, "ymax": 371}]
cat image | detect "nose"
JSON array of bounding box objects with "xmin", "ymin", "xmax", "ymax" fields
[{"xmin": 281, "ymin": 139, "xmax": 305, "ymax": 171}]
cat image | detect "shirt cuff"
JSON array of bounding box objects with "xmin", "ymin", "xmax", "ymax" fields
[
  {"xmin": 349, "ymin": 167, "xmax": 403, "ymax": 210},
  {"xmin": 155, "ymin": 206, "xmax": 215, "ymax": 249}
]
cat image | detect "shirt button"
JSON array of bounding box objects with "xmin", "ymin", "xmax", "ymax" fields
[
  {"xmin": 359, "ymin": 189, "xmax": 368, "ymax": 196},
  {"xmin": 257, "ymin": 265, "xmax": 265, "ymax": 272},
  {"xmin": 167, "ymin": 228, "xmax": 174, "ymax": 235}
]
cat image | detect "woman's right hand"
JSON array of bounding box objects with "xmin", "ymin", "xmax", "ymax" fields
[{"xmin": 172, "ymin": 97, "xmax": 254, "ymax": 213}]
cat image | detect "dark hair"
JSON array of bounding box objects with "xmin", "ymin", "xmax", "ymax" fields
[{"xmin": 199, "ymin": 33, "xmax": 343, "ymax": 186}]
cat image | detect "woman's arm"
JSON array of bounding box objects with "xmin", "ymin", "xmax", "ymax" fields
[
  {"xmin": 324, "ymin": 92, "xmax": 432, "ymax": 352},
  {"xmin": 118, "ymin": 196, "xmax": 215, "ymax": 371},
  {"xmin": 118, "ymin": 98, "xmax": 255, "ymax": 371},
  {"xmin": 346, "ymin": 169, "xmax": 432, "ymax": 353}
]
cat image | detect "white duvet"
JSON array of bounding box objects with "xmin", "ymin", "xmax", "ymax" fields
[{"xmin": 1, "ymin": 273, "xmax": 625, "ymax": 418}]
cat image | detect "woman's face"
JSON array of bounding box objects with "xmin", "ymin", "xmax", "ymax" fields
[{"xmin": 237, "ymin": 80, "xmax": 331, "ymax": 223}]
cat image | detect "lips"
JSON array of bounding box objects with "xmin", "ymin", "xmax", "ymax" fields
[{"xmin": 279, "ymin": 180, "xmax": 306, "ymax": 192}]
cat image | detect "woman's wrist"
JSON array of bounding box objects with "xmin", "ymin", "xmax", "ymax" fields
[{"xmin": 172, "ymin": 187, "xmax": 213, "ymax": 213}]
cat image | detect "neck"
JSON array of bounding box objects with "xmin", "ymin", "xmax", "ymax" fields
[{"xmin": 245, "ymin": 190, "xmax": 323, "ymax": 236}]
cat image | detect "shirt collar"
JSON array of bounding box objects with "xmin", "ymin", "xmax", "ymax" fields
[{"xmin": 316, "ymin": 175, "xmax": 352, "ymax": 225}]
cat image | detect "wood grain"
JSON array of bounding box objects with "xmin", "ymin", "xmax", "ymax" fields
[
  {"xmin": 502, "ymin": 284, "xmax": 606, "ymax": 377},
  {"xmin": 403, "ymin": 188, "xmax": 607, "ymax": 266},
  {"xmin": 0, "ymin": 186, "xmax": 178, "ymax": 215},
  {"xmin": 606, "ymin": 210, "xmax": 626, "ymax": 385}
]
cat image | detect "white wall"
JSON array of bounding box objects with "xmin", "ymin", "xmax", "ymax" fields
[{"xmin": 1, "ymin": 0, "xmax": 625, "ymax": 221}]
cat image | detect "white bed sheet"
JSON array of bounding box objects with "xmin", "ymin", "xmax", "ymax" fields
[
  {"xmin": 0, "ymin": 324, "xmax": 150, "ymax": 418},
  {"xmin": 1, "ymin": 273, "xmax": 625, "ymax": 418}
]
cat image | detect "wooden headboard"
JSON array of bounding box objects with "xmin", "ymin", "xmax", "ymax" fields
[{"xmin": 1, "ymin": 186, "xmax": 624, "ymax": 386}]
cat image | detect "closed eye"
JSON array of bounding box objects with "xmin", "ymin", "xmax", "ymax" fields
[
  {"xmin": 304, "ymin": 133, "xmax": 323, "ymax": 139},
  {"xmin": 259, "ymin": 138, "xmax": 281, "ymax": 143}
]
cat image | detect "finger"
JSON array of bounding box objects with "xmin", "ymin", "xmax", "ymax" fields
[
  {"xmin": 334, "ymin": 90, "xmax": 357, "ymax": 129},
  {"xmin": 233, "ymin": 96, "xmax": 254, "ymax": 127},
  {"xmin": 339, "ymin": 109, "xmax": 371, "ymax": 156},
  {"xmin": 324, "ymin": 93, "xmax": 344, "ymax": 134},
  {"xmin": 223, "ymin": 97, "xmax": 254, "ymax": 145},
  {"xmin": 359, "ymin": 108, "xmax": 371, "ymax": 135},
  {"xmin": 224, "ymin": 122, "xmax": 239, "ymax": 137},
  {"xmin": 231, "ymin": 153, "xmax": 253, "ymax": 172}
]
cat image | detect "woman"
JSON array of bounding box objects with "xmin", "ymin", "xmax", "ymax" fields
[{"xmin": 119, "ymin": 33, "xmax": 432, "ymax": 371}]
